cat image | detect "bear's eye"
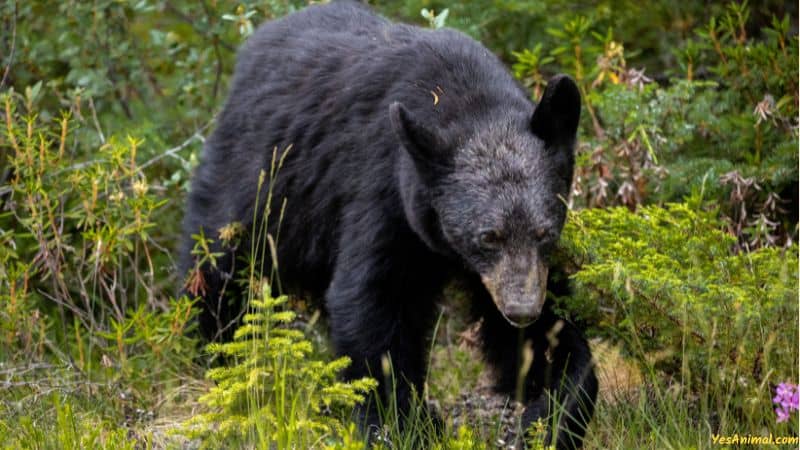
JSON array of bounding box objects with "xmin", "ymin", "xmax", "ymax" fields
[{"xmin": 479, "ymin": 229, "xmax": 505, "ymax": 248}]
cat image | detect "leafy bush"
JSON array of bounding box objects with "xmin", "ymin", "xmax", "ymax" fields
[
  {"xmin": 0, "ymin": 87, "xmax": 198, "ymax": 447},
  {"xmin": 0, "ymin": 88, "xmax": 196, "ymax": 379},
  {"xmin": 558, "ymin": 200, "xmax": 798, "ymax": 423},
  {"xmin": 380, "ymin": 0, "xmax": 793, "ymax": 71},
  {"xmin": 184, "ymin": 282, "xmax": 377, "ymax": 449},
  {"xmin": 511, "ymin": 0, "xmax": 798, "ymax": 248}
]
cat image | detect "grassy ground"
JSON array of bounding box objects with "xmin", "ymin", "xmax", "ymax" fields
[{"xmin": 3, "ymin": 293, "xmax": 795, "ymax": 450}]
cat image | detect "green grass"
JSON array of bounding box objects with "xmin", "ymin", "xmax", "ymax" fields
[{"xmin": 1, "ymin": 302, "xmax": 798, "ymax": 449}]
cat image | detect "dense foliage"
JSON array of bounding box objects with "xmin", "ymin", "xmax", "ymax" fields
[
  {"xmin": 509, "ymin": 1, "xmax": 798, "ymax": 250},
  {"xmin": 561, "ymin": 201, "xmax": 798, "ymax": 422},
  {"xmin": 0, "ymin": 0, "xmax": 797, "ymax": 448}
]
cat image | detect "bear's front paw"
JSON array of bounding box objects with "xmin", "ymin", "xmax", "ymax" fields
[
  {"xmin": 352, "ymin": 399, "xmax": 444, "ymax": 443},
  {"xmin": 521, "ymin": 394, "xmax": 556, "ymax": 449},
  {"xmin": 352, "ymin": 403, "xmax": 382, "ymax": 438}
]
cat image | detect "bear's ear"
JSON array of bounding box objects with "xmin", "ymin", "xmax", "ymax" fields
[
  {"xmin": 389, "ymin": 102, "xmax": 443, "ymax": 169},
  {"xmin": 530, "ymin": 74, "xmax": 581, "ymax": 147}
]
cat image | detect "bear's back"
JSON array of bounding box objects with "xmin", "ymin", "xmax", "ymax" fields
[
  {"xmin": 233, "ymin": 1, "xmax": 403, "ymax": 87},
  {"xmin": 229, "ymin": 1, "xmax": 518, "ymax": 108},
  {"xmin": 190, "ymin": 1, "xmax": 532, "ymax": 297}
]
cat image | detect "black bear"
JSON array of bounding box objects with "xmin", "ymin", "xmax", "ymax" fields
[{"xmin": 181, "ymin": 1, "xmax": 597, "ymax": 448}]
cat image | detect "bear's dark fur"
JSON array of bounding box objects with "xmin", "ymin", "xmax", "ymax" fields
[{"xmin": 180, "ymin": 1, "xmax": 597, "ymax": 448}]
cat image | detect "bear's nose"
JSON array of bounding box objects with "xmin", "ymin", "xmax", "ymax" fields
[{"xmin": 502, "ymin": 303, "xmax": 540, "ymax": 328}]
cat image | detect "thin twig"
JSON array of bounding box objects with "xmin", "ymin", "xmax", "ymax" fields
[
  {"xmin": 0, "ymin": 362, "xmax": 58, "ymax": 377},
  {"xmin": 0, "ymin": 0, "xmax": 17, "ymax": 90},
  {"xmin": 87, "ymin": 96, "xmax": 106, "ymax": 144},
  {"xmin": 212, "ymin": 35, "xmax": 223, "ymax": 100},
  {"xmin": 51, "ymin": 118, "xmax": 212, "ymax": 176},
  {"xmin": 201, "ymin": 0, "xmax": 224, "ymax": 101},
  {"xmin": 139, "ymin": 119, "xmax": 214, "ymax": 170}
]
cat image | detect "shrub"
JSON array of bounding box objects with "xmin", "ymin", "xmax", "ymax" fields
[
  {"xmin": 379, "ymin": 0, "xmax": 793, "ymax": 71},
  {"xmin": 511, "ymin": 0, "xmax": 798, "ymax": 248},
  {"xmin": 558, "ymin": 200, "xmax": 798, "ymax": 423},
  {"xmin": 184, "ymin": 282, "xmax": 377, "ymax": 449},
  {"xmin": 0, "ymin": 88, "xmax": 197, "ymax": 376},
  {"xmin": 0, "ymin": 87, "xmax": 198, "ymax": 446}
]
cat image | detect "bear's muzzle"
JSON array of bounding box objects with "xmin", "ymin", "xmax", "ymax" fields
[{"xmin": 480, "ymin": 250, "xmax": 548, "ymax": 328}]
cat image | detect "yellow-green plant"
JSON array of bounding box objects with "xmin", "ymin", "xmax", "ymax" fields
[
  {"xmin": 431, "ymin": 425, "xmax": 488, "ymax": 450},
  {"xmin": 184, "ymin": 282, "xmax": 376, "ymax": 448}
]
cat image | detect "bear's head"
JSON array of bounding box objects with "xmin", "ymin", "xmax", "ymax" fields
[{"xmin": 391, "ymin": 75, "xmax": 580, "ymax": 327}]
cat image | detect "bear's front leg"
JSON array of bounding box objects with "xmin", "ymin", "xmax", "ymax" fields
[
  {"xmin": 324, "ymin": 231, "xmax": 443, "ymax": 434},
  {"xmin": 520, "ymin": 313, "xmax": 597, "ymax": 449},
  {"xmin": 474, "ymin": 283, "xmax": 597, "ymax": 449}
]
